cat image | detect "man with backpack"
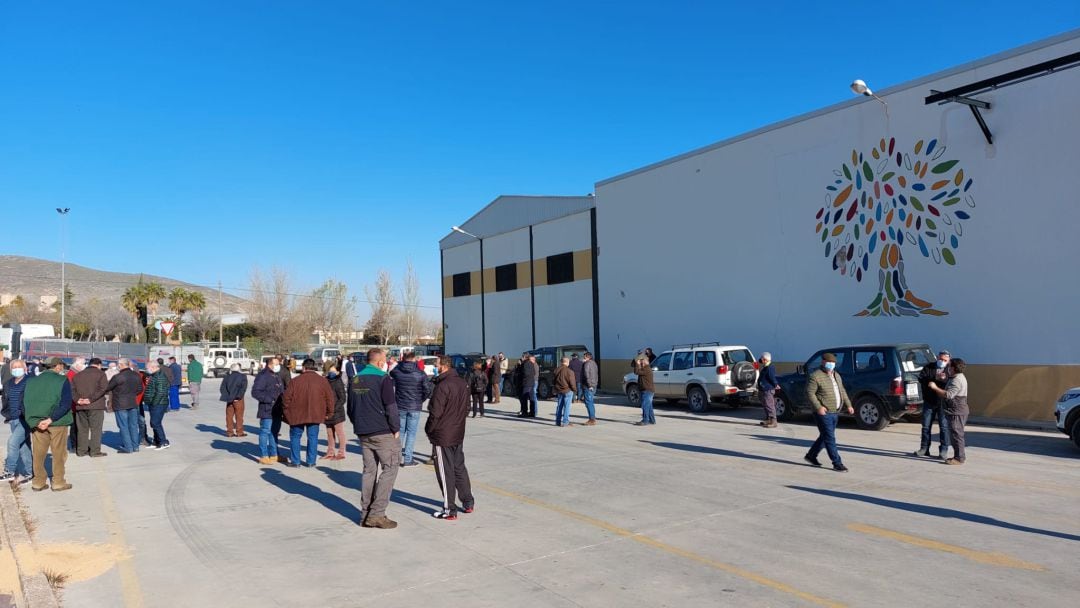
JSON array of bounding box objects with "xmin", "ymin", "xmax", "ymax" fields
[{"xmin": 466, "ymin": 361, "xmax": 488, "ymax": 418}]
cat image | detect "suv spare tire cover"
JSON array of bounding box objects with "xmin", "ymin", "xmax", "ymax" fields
[
  {"xmin": 214, "ymin": 356, "xmax": 227, "ymax": 368},
  {"xmin": 731, "ymin": 361, "xmax": 756, "ymax": 390}
]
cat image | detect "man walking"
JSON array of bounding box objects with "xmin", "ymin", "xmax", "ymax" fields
[
  {"xmin": 568, "ymin": 353, "xmax": 584, "ymax": 403},
  {"xmin": 283, "ymin": 359, "xmax": 335, "ymax": 468},
  {"xmin": 167, "ymin": 356, "xmax": 182, "ymax": 411},
  {"xmin": 105, "ymin": 359, "xmax": 144, "ymax": 454},
  {"xmin": 554, "ymin": 357, "xmax": 576, "ymax": 427},
  {"xmin": 252, "ymin": 357, "xmax": 285, "ymax": 465},
  {"xmin": 186, "ymin": 354, "xmax": 203, "ymax": 409},
  {"xmin": 347, "ymin": 348, "xmax": 401, "ymax": 529},
  {"xmin": 427, "ymin": 355, "xmax": 475, "ymax": 520},
  {"xmin": 23, "ymin": 358, "xmax": 74, "ymax": 491},
  {"xmin": 143, "ymin": 361, "xmax": 172, "ymax": 450},
  {"xmin": 914, "ymin": 351, "xmax": 952, "ymax": 459},
  {"xmin": 581, "ymin": 352, "xmax": 598, "ymax": 425},
  {"xmin": 220, "ymin": 363, "xmax": 249, "ymax": 437},
  {"xmin": 390, "ymin": 351, "xmax": 431, "ymax": 467},
  {"xmin": 1, "ymin": 359, "xmax": 33, "ymax": 484},
  {"xmin": 72, "ymin": 358, "xmax": 109, "ymax": 457},
  {"xmin": 804, "ymin": 353, "xmax": 853, "ymax": 472},
  {"xmin": 633, "ymin": 354, "xmax": 656, "ymax": 426},
  {"xmin": 757, "ymin": 352, "xmax": 780, "ymax": 428}
]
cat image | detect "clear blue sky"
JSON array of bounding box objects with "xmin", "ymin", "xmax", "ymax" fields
[{"xmin": 2, "ymin": 1, "xmax": 1077, "ymax": 324}]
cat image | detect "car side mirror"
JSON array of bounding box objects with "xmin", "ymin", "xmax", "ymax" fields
[
  {"xmin": 651, "ymin": 367, "xmax": 659, "ymax": 372},
  {"xmin": 796, "ymin": 364, "xmax": 805, "ymax": 375}
]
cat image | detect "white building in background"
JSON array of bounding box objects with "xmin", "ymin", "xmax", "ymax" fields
[
  {"xmin": 594, "ymin": 30, "xmax": 1080, "ymax": 421},
  {"xmin": 440, "ymin": 195, "xmax": 598, "ymax": 359}
]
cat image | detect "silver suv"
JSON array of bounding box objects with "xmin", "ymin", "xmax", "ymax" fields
[{"xmin": 623, "ymin": 343, "xmax": 760, "ymax": 413}]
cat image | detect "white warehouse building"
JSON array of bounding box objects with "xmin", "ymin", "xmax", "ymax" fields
[{"xmin": 443, "ymin": 30, "xmax": 1080, "ymax": 422}]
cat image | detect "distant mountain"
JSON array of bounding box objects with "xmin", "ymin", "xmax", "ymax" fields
[{"xmin": 0, "ymin": 255, "xmax": 247, "ymax": 313}]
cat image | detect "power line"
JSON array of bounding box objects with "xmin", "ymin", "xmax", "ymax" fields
[{"xmin": 0, "ymin": 271, "xmax": 443, "ymax": 311}]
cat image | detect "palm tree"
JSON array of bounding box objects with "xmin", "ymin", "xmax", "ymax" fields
[
  {"xmin": 167, "ymin": 288, "xmax": 208, "ymax": 342},
  {"xmin": 120, "ymin": 277, "xmax": 167, "ymax": 341},
  {"xmin": 816, "ymin": 137, "xmax": 973, "ymax": 317}
]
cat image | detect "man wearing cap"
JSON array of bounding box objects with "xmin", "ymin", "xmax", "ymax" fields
[
  {"xmin": 23, "ymin": 358, "xmax": 75, "ymax": 491},
  {"xmin": 804, "ymin": 353, "xmax": 853, "ymax": 472},
  {"xmin": 757, "ymin": 352, "xmax": 780, "ymax": 428},
  {"xmin": 915, "ymin": 351, "xmax": 952, "ymax": 459}
]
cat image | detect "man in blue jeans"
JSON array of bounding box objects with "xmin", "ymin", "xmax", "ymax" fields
[
  {"xmin": 283, "ymin": 359, "xmax": 335, "ymax": 468},
  {"xmin": 915, "ymin": 351, "xmax": 952, "ymax": 459},
  {"xmin": 390, "ymin": 352, "xmax": 432, "ymax": 467},
  {"xmin": 167, "ymin": 357, "xmax": 182, "ymax": 411},
  {"xmin": 581, "ymin": 352, "xmax": 599, "ymax": 425},
  {"xmin": 804, "ymin": 353, "xmax": 854, "ymax": 472},
  {"xmin": 104, "ymin": 359, "xmax": 145, "ymax": 454},
  {"xmin": 252, "ymin": 357, "xmax": 285, "ymax": 465},
  {"xmin": 1, "ymin": 359, "xmax": 33, "ymax": 484},
  {"xmin": 142, "ymin": 361, "xmax": 172, "ymax": 450},
  {"xmin": 553, "ymin": 357, "xmax": 576, "ymax": 426},
  {"xmin": 633, "ymin": 355, "xmax": 656, "ymax": 426}
]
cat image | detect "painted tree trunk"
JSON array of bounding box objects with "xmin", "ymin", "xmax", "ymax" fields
[{"xmin": 856, "ymin": 243, "xmax": 947, "ymax": 317}]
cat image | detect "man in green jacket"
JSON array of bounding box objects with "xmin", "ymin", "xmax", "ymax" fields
[
  {"xmin": 804, "ymin": 353, "xmax": 854, "ymax": 473},
  {"xmin": 187, "ymin": 354, "xmax": 204, "ymax": 410},
  {"xmin": 143, "ymin": 361, "xmax": 172, "ymax": 449},
  {"xmin": 24, "ymin": 357, "xmax": 75, "ymax": 491}
]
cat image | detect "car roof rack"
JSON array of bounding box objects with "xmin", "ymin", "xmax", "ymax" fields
[{"xmin": 670, "ymin": 342, "xmax": 726, "ymax": 349}]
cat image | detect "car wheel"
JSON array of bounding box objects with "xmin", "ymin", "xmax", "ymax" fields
[
  {"xmin": 625, "ymin": 384, "xmax": 641, "ymax": 406},
  {"xmin": 776, "ymin": 391, "xmax": 796, "ymax": 422},
  {"xmin": 1070, "ymin": 417, "xmax": 1080, "ymax": 450},
  {"xmin": 502, "ymin": 379, "xmax": 515, "ymax": 397},
  {"xmin": 687, "ymin": 386, "xmax": 709, "ymax": 413},
  {"xmin": 854, "ymin": 395, "xmax": 890, "ymax": 431},
  {"xmin": 538, "ymin": 380, "xmax": 552, "ymax": 400}
]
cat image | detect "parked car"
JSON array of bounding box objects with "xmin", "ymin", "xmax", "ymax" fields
[
  {"xmin": 289, "ymin": 351, "xmax": 310, "ymax": 372},
  {"xmin": 499, "ymin": 345, "xmax": 588, "ymax": 400},
  {"xmin": 1054, "ymin": 387, "xmax": 1080, "ymax": 449},
  {"xmin": 346, "ymin": 351, "xmax": 368, "ymax": 369},
  {"xmin": 775, "ymin": 343, "xmax": 932, "ymax": 430},
  {"xmin": 622, "ymin": 343, "xmax": 759, "ymax": 413},
  {"xmin": 420, "ymin": 356, "xmax": 439, "ymax": 377},
  {"xmin": 310, "ymin": 347, "xmax": 341, "ymax": 364},
  {"xmin": 448, "ymin": 353, "xmax": 486, "ymax": 378},
  {"xmin": 204, "ymin": 347, "xmax": 258, "ymax": 378}
]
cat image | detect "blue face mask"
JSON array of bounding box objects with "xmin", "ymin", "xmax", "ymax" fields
[
  {"xmin": 936, "ymin": 360, "xmax": 947, "ymax": 369},
  {"xmin": 11, "ymin": 368, "xmax": 25, "ymax": 378},
  {"xmin": 823, "ymin": 362, "xmax": 836, "ymax": 372}
]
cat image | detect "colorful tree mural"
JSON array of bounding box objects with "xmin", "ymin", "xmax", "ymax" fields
[{"xmin": 815, "ymin": 137, "xmax": 974, "ymax": 317}]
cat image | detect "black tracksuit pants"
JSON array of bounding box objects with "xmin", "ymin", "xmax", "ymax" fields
[{"xmin": 433, "ymin": 444, "xmax": 474, "ymax": 515}]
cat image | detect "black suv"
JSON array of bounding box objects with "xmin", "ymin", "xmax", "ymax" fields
[{"xmin": 775, "ymin": 343, "xmax": 934, "ymax": 430}]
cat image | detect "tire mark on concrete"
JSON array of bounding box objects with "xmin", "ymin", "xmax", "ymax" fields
[{"xmin": 164, "ymin": 457, "xmax": 230, "ymax": 567}]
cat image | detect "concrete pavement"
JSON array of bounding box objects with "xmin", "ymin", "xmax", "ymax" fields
[{"xmin": 4, "ymin": 377, "xmax": 1080, "ymax": 607}]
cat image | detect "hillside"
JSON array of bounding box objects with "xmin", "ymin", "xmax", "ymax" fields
[{"xmin": 0, "ymin": 255, "xmax": 247, "ymax": 312}]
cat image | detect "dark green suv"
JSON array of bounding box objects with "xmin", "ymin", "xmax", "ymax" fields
[
  {"xmin": 775, "ymin": 343, "xmax": 934, "ymax": 430},
  {"xmin": 503, "ymin": 344, "xmax": 588, "ymax": 399}
]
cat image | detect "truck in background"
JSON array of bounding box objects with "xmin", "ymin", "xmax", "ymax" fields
[
  {"xmin": 0, "ymin": 323, "xmax": 58, "ymax": 358},
  {"xmin": 22, "ymin": 340, "xmax": 203, "ymax": 392}
]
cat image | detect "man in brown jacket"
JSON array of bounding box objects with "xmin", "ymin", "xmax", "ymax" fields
[
  {"xmin": 283, "ymin": 359, "xmax": 335, "ymax": 468},
  {"xmin": 633, "ymin": 354, "xmax": 656, "ymax": 426},
  {"xmin": 72, "ymin": 358, "xmax": 110, "ymax": 457},
  {"xmin": 426, "ymin": 356, "xmax": 474, "ymax": 520},
  {"xmin": 553, "ymin": 357, "xmax": 576, "ymax": 427}
]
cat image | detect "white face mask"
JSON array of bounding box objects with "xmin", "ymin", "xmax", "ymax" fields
[{"xmin": 271, "ymin": 365, "xmax": 282, "ymax": 373}]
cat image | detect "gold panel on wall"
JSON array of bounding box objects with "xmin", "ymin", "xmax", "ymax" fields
[
  {"xmin": 442, "ymin": 275, "xmax": 453, "ymax": 299},
  {"xmin": 574, "ymin": 249, "xmax": 593, "ymax": 281},
  {"xmin": 532, "ymin": 258, "xmax": 548, "ymax": 287},
  {"xmin": 483, "ymin": 267, "xmax": 497, "ymax": 294}
]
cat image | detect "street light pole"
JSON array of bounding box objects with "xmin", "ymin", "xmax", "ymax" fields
[{"xmin": 56, "ymin": 208, "xmax": 70, "ymax": 339}]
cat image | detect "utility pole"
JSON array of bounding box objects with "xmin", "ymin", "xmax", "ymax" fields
[
  {"xmin": 56, "ymin": 208, "xmax": 70, "ymax": 339},
  {"xmin": 218, "ymin": 280, "xmax": 224, "ymax": 344}
]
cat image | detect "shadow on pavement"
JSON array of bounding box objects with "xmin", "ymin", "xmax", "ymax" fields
[
  {"xmin": 742, "ymin": 434, "xmax": 928, "ymax": 461},
  {"xmin": 195, "ymin": 423, "xmax": 260, "ymax": 437},
  {"xmin": 788, "ymin": 485, "xmax": 1080, "ymax": 542},
  {"xmin": 261, "ymin": 468, "xmax": 362, "ymax": 523},
  {"xmin": 963, "ymin": 431, "xmax": 1077, "ymax": 459},
  {"xmin": 317, "ymin": 466, "xmax": 443, "ymax": 514},
  {"xmin": 209, "ymin": 438, "xmax": 261, "ymax": 462},
  {"xmin": 640, "ymin": 440, "xmax": 810, "ymax": 467}
]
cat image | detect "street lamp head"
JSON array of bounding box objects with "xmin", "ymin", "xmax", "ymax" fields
[
  {"xmin": 451, "ymin": 226, "xmax": 480, "ymax": 239},
  {"xmin": 850, "ymin": 79, "xmax": 873, "ymax": 97}
]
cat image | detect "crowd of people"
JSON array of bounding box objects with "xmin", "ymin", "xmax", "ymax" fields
[{"xmin": 0, "ymin": 343, "xmax": 970, "ymax": 526}]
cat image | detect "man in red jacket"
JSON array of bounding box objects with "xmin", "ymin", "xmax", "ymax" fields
[{"xmin": 426, "ymin": 355, "xmax": 474, "ymax": 521}]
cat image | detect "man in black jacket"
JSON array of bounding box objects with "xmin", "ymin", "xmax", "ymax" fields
[
  {"xmin": 106, "ymin": 359, "xmax": 144, "ymax": 454},
  {"xmin": 220, "ymin": 364, "xmax": 249, "ymax": 437},
  {"xmin": 348, "ymin": 348, "xmax": 400, "ymax": 529},
  {"xmin": 390, "ymin": 352, "xmax": 431, "ymax": 467},
  {"xmin": 427, "ymin": 355, "xmax": 474, "ymax": 520},
  {"xmin": 518, "ymin": 353, "xmax": 539, "ymax": 418},
  {"xmin": 271, "ymin": 354, "xmax": 291, "ymax": 455},
  {"xmin": 914, "ymin": 351, "xmax": 952, "ymax": 459}
]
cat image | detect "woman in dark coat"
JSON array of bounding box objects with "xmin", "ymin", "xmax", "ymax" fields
[{"xmin": 323, "ymin": 361, "xmax": 348, "ymax": 460}]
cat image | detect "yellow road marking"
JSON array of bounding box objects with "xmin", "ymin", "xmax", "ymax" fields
[
  {"xmin": 474, "ymin": 481, "xmax": 846, "ymax": 608},
  {"xmin": 98, "ymin": 470, "xmax": 145, "ymax": 607},
  {"xmin": 848, "ymin": 523, "xmax": 1045, "ymax": 571}
]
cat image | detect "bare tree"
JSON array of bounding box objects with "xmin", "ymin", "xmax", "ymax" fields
[
  {"xmin": 186, "ymin": 309, "xmax": 221, "ymax": 342},
  {"xmin": 306, "ymin": 279, "xmax": 357, "ymax": 341},
  {"xmin": 72, "ymin": 298, "xmax": 131, "ymax": 341},
  {"xmin": 246, "ymin": 267, "xmax": 312, "ymax": 352},
  {"xmin": 400, "ymin": 260, "xmax": 421, "ymax": 344},
  {"xmin": 363, "ymin": 270, "xmax": 399, "ymax": 346},
  {"xmin": 0, "ymin": 296, "xmax": 50, "ymax": 324}
]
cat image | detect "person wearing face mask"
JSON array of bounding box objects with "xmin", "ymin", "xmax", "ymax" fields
[
  {"xmin": 323, "ymin": 360, "xmax": 348, "ymax": 461},
  {"xmin": 929, "ymin": 358, "xmax": 969, "ymax": 465},
  {"xmin": 757, "ymin": 352, "xmax": 780, "ymax": 428},
  {"xmin": 804, "ymin": 353, "xmax": 854, "ymax": 472},
  {"xmin": 252, "ymin": 357, "xmax": 285, "ymax": 465},
  {"xmin": 1, "ymin": 359, "xmax": 33, "ymax": 484},
  {"xmin": 914, "ymin": 351, "xmax": 952, "ymax": 459}
]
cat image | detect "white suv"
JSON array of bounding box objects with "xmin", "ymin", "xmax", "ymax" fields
[
  {"xmin": 1054, "ymin": 388, "xmax": 1080, "ymax": 450},
  {"xmin": 623, "ymin": 343, "xmax": 760, "ymax": 413},
  {"xmin": 205, "ymin": 347, "xmax": 258, "ymax": 378}
]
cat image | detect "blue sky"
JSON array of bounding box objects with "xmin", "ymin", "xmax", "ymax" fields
[{"xmin": 2, "ymin": 1, "xmax": 1077, "ymax": 324}]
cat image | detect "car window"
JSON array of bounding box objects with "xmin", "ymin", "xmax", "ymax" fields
[
  {"xmin": 899, "ymin": 347, "xmax": 934, "ymax": 372},
  {"xmin": 672, "ymin": 351, "xmax": 694, "ymax": 371},
  {"xmin": 694, "ymin": 351, "xmax": 716, "ymax": 368},
  {"xmin": 723, "ymin": 349, "xmax": 753, "ymax": 365},
  {"xmin": 651, "ymin": 353, "xmax": 672, "ymax": 371},
  {"xmin": 854, "ymin": 350, "xmax": 888, "ymax": 373},
  {"xmin": 541, "ymin": 353, "xmax": 555, "ymax": 368},
  {"xmin": 806, "ymin": 351, "xmax": 846, "ymax": 371}
]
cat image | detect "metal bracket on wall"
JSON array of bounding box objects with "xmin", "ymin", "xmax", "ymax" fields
[{"xmin": 929, "ymin": 90, "xmax": 993, "ymax": 145}]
